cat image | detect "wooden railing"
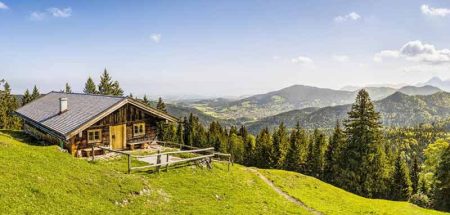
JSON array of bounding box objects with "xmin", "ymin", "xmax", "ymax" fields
[{"xmin": 98, "ymin": 145, "xmax": 230, "ymax": 174}]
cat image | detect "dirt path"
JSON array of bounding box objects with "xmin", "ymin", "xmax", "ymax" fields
[{"xmin": 248, "ymin": 168, "xmax": 323, "ymax": 215}]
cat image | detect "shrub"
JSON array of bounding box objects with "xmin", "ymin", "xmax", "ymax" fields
[{"xmin": 409, "ymin": 193, "xmax": 430, "ymax": 208}]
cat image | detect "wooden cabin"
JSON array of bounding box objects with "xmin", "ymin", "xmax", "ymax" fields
[{"xmin": 15, "ymin": 92, "xmax": 178, "ymax": 157}]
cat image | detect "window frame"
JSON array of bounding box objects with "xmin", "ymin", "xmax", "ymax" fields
[
  {"xmin": 133, "ymin": 123, "xmax": 145, "ymax": 137},
  {"xmin": 87, "ymin": 129, "xmax": 102, "ymax": 144}
]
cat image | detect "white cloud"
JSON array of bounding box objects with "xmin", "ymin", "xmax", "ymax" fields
[
  {"xmin": 30, "ymin": 12, "xmax": 46, "ymax": 21},
  {"xmin": 150, "ymin": 33, "xmax": 161, "ymax": 43},
  {"xmin": 334, "ymin": 12, "xmax": 361, "ymax": 23},
  {"xmin": 373, "ymin": 50, "xmax": 400, "ymax": 62},
  {"xmin": 374, "ymin": 40, "xmax": 450, "ymax": 64},
  {"xmin": 47, "ymin": 7, "xmax": 72, "ymax": 18},
  {"xmin": 291, "ymin": 56, "xmax": 313, "ymax": 64},
  {"xmin": 421, "ymin": 4, "xmax": 450, "ymax": 17},
  {"xmin": 0, "ymin": 1, "xmax": 8, "ymax": 10},
  {"xmin": 332, "ymin": 55, "xmax": 350, "ymax": 63}
]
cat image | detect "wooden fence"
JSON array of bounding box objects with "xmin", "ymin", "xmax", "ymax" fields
[{"xmin": 97, "ymin": 145, "xmax": 232, "ymax": 174}]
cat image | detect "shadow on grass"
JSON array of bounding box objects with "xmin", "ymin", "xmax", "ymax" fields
[{"xmin": 0, "ymin": 130, "xmax": 47, "ymax": 146}]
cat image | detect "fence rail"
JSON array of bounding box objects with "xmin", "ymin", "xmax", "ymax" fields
[{"xmin": 98, "ymin": 145, "xmax": 230, "ymax": 174}]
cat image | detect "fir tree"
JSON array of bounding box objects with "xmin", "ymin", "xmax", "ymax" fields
[
  {"xmin": 22, "ymin": 89, "xmax": 32, "ymax": 106},
  {"xmin": 411, "ymin": 156, "xmax": 420, "ymax": 194},
  {"xmin": 311, "ymin": 129, "xmax": 327, "ymax": 178},
  {"xmin": 83, "ymin": 77, "xmax": 97, "ymax": 94},
  {"xmin": 341, "ymin": 89, "xmax": 388, "ymax": 198},
  {"xmin": 255, "ymin": 127, "xmax": 273, "ymax": 168},
  {"xmin": 97, "ymin": 69, "xmax": 123, "ymax": 96},
  {"xmin": 64, "ymin": 83, "xmax": 72, "ymax": 93},
  {"xmin": 285, "ymin": 123, "xmax": 304, "ymax": 171},
  {"xmin": 323, "ymin": 120, "xmax": 345, "ymax": 184},
  {"xmin": 31, "ymin": 85, "xmax": 40, "ymax": 101},
  {"xmin": 271, "ymin": 122, "xmax": 290, "ymax": 168},
  {"xmin": 143, "ymin": 95, "xmax": 150, "ymax": 106},
  {"xmin": 433, "ymin": 145, "xmax": 450, "ymax": 211},
  {"xmin": 156, "ymin": 97, "xmax": 167, "ymax": 113},
  {"xmin": 0, "ymin": 82, "xmax": 21, "ymax": 129},
  {"xmin": 391, "ymin": 152, "xmax": 412, "ymax": 200},
  {"xmin": 98, "ymin": 69, "xmax": 113, "ymax": 95}
]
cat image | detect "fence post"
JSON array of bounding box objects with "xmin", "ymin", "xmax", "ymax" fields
[
  {"xmin": 127, "ymin": 154, "xmax": 131, "ymax": 174},
  {"xmin": 228, "ymin": 156, "xmax": 231, "ymax": 172},
  {"xmin": 156, "ymin": 149, "xmax": 161, "ymax": 173},
  {"xmin": 91, "ymin": 144, "xmax": 95, "ymax": 162},
  {"xmin": 166, "ymin": 154, "xmax": 169, "ymax": 172}
]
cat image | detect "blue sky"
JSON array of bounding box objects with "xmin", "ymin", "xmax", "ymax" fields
[{"xmin": 1, "ymin": 0, "xmax": 450, "ymax": 97}]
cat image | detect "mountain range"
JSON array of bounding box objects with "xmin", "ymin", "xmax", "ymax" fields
[
  {"xmin": 185, "ymin": 84, "xmax": 443, "ymax": 120},
  {"xmin": 246, "ymin": 91, "xmax": 450, "ymax": 133}
]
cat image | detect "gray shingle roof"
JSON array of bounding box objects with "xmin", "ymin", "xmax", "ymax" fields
[{"xmin": 16, "ymin": 92, "xmax": 125, "ymax": 138}]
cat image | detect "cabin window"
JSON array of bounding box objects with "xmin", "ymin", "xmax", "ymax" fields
[
  {"xmin": 87, "ymin": 129, "xmax": 102, "ymax": 143},
  {"xmin": 133, "ymin": 123, "xmax": 145, "ymax": 137}
]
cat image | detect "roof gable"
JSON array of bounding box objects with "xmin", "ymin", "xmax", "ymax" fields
[{"xmin": 15, "ymin": 92, "xmax": 178, "ymax": 140}]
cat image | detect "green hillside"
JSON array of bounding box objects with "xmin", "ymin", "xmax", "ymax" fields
[{"xmin": 0, "ymin": 131, "xmax": 447, "ymax": 215}]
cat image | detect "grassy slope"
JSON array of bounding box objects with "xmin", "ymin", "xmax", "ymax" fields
[
  {"xmin": 260, "ymin": 170, "xmax": 448, "ymax": 215},
  {"xmin": 0, "ymin": 131, "xmax": 304, "ymax": 215},
  {"xmin": 0, "ymin": 131, "xmax": 447, "ymax": 215}
]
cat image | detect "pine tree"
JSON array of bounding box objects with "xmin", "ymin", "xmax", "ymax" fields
[
  {"xmin": 64, "ymin": 83, "xmax": 72, "ymax": 93},
  {"xmin": 31, "ymin": 85, "xmax": 40, "ymax": 101},
  {"xmin": 411, "ymin": 156, "xmax": 420, "ymax": 194},
  {"xmin": 324, "ymin": 120, "xmax": 345, "ymax": 184},
  {"xmin": 143, "ymin": 95, "xmax": 150, "ymax": 106},
  {"xmin": 311, "ymin": 129, "xmax": 327, "ymax": 178},
  {"xmin": 22, "ymin": 89, "xmax": 32, "ymax": 106},
  {"xmin": 271, "ymin": 122, "xmax": 290, "ymax": 168},
  {"xmin": 0, "ymin": 82, "xmax": 21, "ymax": 129},
  {"xmin": 97, "ymin": 69, "xmax": 124, "ymax": 96},
  {"xmin": 305, "ymin": 136, "xmax": 315, "ymax": 175},
  {"xmin": 433, "ymin": 145, "xmax": 450, "ymax": 211},
  {"xmin": 98, "ymin": 69, "xmax": 113, "ymax": 95},
  {"xmin": 83, "ymin": 77, "xmax": 97, "ymax": 94},
  {"xmin": 391, "ymin": 152, "xmax": 412, "ymax": 200},
  {"xmin": 176, "ymin": 122, "xmax": 184, "ymax": 144},
  {"xmin": 156, "ymin": 97, "xmax": 167, "ymax": 113},
  {"xmin": 341, "ymin": 89, "xmax": 388, "ymax": 198},
  {"xmin": 255, "ymin": 127, "xmax": 273, "ymax": 168},
  {"xmin": 285, "ymin": 123, "xmax": 303, "ymax": 171},
  {"xmin": 111, "ymin": 80, "xmax": 124, "ymax": 96}
]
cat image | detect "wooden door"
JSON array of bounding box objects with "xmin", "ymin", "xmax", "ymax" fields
[{"xmin": 110, "ymin": 124, "xmax": 125, "ymax": 149}]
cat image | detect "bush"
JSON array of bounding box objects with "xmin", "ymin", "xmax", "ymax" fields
[{"xmin": 409, "ymin": 193, "xmax": 430, "ymax": 208}]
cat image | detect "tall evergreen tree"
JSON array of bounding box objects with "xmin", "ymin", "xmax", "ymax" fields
[
  {"xmin": 255, "ymin": 127, "xmax": 273, "ymax": 168},
  {"xmin": 22, "ymin": 89, "xmax": 32, "ymax": 106},
  {"xmin": 271, "ymin": 122, "xmax": 290, "ymax": 168},
  {"xmin": 410, "ymin": 156, "xmax": 420, "ymax": 194},
  {"xmin": 64, "ymin": 83, "xmax": 72, "ymax": 93},
  {"xmin": 391, "ymin": 152, "xmax": 412, "ymax": 200},
  {"xmin": 97, "ymin": 69, "xmax": 123, "ymax": 96},
  {"xmin": 156, "ymin": 97, "xmax": 167, "ymax": 113},
  {"xmin": 324, "ymin": 120, "xmax": 346, "ymax": 184},
  {"xmin": 285, "ymin": 123, "xmax": 304, "ymax": 171},
  {"xmin": 31, "ymin": 85, "xmax": 40, "ymax": 101},
  {"xmin": 0, "ymin": 82, "xmax": 21, "ymax": 129},
  {"xmin": 433, "ymin": 145, "xmax": 450, "ymax": 212},
  {"xmin": 83, "ymin": 77, "xmax": 97, "ymax": 94},
  {"xmin": 311, "ymin": 129, "xmax": 327, "ymax": 178},
  {"xmin": 143, "ymin": 95, "xmax": 150, "ymax": 106},
  {"xmin": 341, "ymin": 89, "xmax": 388, "ymax": 198}
]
